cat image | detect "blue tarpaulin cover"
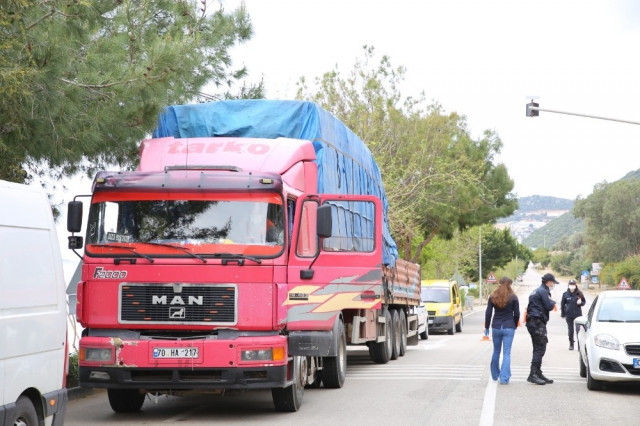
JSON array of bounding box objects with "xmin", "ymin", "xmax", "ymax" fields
[{"xmin": 153, "ymin": 99, "xmax": 398, "ymax": 266}]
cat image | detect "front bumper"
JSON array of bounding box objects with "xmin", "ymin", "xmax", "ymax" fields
[
  {"xmin": 428, "ymin": 316, "xmax": 453, "ymax": 331},
  {"xmin": 79, "ymin": 333, "xmax": 291, "ymax": 390},
  {"xmin": 588, "ymin": 344, "xmax": 640, "ymax": 382}
]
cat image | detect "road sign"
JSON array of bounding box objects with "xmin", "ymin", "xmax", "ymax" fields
[
  {"xmin": 617, "ymin": 277, "xmax": 631, "ymax": 290},
  {"xmin": 486, "ymin": 272, "xmax": 497, "ymax": 283}
]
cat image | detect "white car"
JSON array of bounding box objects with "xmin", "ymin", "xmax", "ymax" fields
[
  {"xmin": 416, "ymin": 304, "xmax": 429, "ymax": 340},
  {"xmin": 575, "ymin": 290, "xmax": 640, "ymax": 390}
]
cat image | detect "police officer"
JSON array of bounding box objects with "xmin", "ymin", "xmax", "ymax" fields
[
  {"xmin": 525, "ymin": 273, "xmax": 558, "ymax": 385},
  {"xmin": 560, "ymin": 279, "xmax": 586, "ymax": 350}
]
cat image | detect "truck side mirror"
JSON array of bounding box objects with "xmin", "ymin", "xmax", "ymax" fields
[
  {"xmin": 67, "ymin": 201, "xmax": 83, "ymax": 233},
  {"xmin": 316, "ymin": 204, "xmax": 332, "ymax": 238}
]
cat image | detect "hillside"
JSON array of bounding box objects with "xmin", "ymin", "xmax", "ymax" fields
[
  {"xmin": 522, "ymin": 211, "xmax": 586, "ymax": 248},
  {"xmin": 496, "ymin": 195, "xmax": 574, "ymax": 244}
]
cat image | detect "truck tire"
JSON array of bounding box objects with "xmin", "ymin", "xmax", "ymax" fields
[
  {"xmin": 322, "ymin": 320, "xmax": 346, "ymax": 388},
  {"xmin": 369, "ymin": 308, "xmax": 393, "ymax": 364},
  {"xmin": 107, "ymin": 389, "xmax": 146, "ymax": 413},
  {"xmin": 399, "ymin": 309, "xmax": 408, "ymax": 356},
  {"xmin": 10, "ymin": 396, "xmax": 38, "ymax": 426},
  {"xmin": 456, "ymin": 313, "xmax": 463, "ymax": 333},
  {"xmin": 390, "ymin": 309, "xmax": 401, "ymax": 360},
  {"xmin": 272, "ymin": 356, "xmax": 305, "ymax": 411}
]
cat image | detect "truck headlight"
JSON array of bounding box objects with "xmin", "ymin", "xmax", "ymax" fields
[
  {"xmin": 81, "ymin": 347, "xmax": 114, "ymax": 362},
  {"xmin": 241, "ymin": 347, "xmax": 285, "ymax": 362},
  {"xmin": 241, "ymin": 349, "xmax": 273, "ymax": 361}
]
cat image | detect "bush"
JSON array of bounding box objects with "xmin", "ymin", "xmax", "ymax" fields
[{"xmin": 67, "ymin": 352, "xmax": 79, "ymax": 388}]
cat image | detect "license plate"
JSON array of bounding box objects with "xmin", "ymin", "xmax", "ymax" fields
[
  {"xmin": 428, "ymin": 318, "xmax": 434, "ymax": 324},
  {"xmin": 153, "ymin": 347, "xmax": 199, "ymax": 359},
  {"xmin": 634, "ymin": 358, "xmax": 639, "ymax": 368}
]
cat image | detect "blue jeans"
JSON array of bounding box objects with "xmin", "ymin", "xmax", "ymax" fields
[{"xmin": 491, "ymin": 327, "xmax": 516, "ymax": 383}]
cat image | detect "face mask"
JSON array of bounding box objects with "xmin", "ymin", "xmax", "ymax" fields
[{"xmin": 569, "ymin": 285, "xmax": 576, "ymax": 291}]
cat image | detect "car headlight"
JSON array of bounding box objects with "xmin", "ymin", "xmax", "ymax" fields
[{"xmin": 594, "ymin": 334, "xmax": 620, "ymax": 350}]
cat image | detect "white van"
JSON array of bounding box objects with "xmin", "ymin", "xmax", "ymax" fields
[{"xmin": 0, "ymin": 180, "xmax": 68, "ymax": 426}]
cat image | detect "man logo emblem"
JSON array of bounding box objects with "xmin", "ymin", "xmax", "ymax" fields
[{"xmin": 169, "ymin": 307, "xmax": 186, "ymax": 319}]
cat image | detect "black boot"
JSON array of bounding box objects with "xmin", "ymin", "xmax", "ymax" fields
[
  {"xmin": 527, "ymin": 368, "xmax": 546, "ymax": 385},
  {"xmin": 537, "ymin": 368, "xmax": 554, "ymax": 384},
  {"xmin": 569, "ymin": 342, "xmax": 574, "ymax": 350}
]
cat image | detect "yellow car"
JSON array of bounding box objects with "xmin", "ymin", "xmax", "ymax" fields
[{"xmin": 421, "ymin": 280, "xmax": 463, "ymax": 335}]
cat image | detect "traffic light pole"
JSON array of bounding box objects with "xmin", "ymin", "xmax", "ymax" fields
[{"xmin": 526, "ymin": 102, "xmax": 640, "ymax": 125}]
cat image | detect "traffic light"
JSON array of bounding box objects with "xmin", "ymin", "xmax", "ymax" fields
[{"xmin": 526, "ymin": 101, "xmax": 539, "ymax": 117}]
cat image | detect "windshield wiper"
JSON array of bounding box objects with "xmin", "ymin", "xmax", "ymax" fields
[
  {"xmin": 139, "ymin": 241, "xmax": 207, "ymax": 263},
  {"xmin": 90, "ymin": 244, "xmax": 154, "ymax": 263},
  {"xmin": 211, "ymin": 252, "xmax": 262, "ymax": 265}
]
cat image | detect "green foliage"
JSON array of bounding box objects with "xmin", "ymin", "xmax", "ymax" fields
[
  {"xmin": 603, "ymin": 256, "xmax": 640, "ymax": 289},
  {"xmin": 523, "ymin": 212, "xmax": 585, "ymax": 249},
  {"xmin": 1, "ymin": 0, "xmax": 260, "ymax": 182},
  {"xmin": 574, "ymin": 179, "xmax": 640, "ymax": 262},
  {"xmin": 67, "ymin": 352, "xmax": 79, "ymax": 388},
  {"xmin": 296, "ymin": 46, "xmax": 517, "ymax": 262},
  {"xmin": 532, "ymin": 247, "xmax": 551, "ymax": 268}
]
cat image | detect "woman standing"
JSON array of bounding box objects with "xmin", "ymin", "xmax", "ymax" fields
[
  {"xmin": 560, "ymin": 279, "xmax": 586, "ymax": 350},
  {"xmin": 484, "ymin": 276, "xmax": 520, "ymax": 384}
]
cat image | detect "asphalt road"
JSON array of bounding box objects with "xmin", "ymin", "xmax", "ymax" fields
[{"xmin": 65, "ymin": 265, "xmax": 640, "ymax": 425}]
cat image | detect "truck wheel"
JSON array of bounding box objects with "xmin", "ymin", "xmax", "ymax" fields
[
  {"xmin": 272, "ymin": 356, "xmax": 305, "ymax": 412},
  {"xmin": 456, "ymin": 313, "xmax": 463, "ymax": 333},
  {"xmin": 390, "ymin": 310, "xmax": 401, "ymax": 360},
  {"xmin": 11, "ymin": 396, "xmax": 38, "ymax": 426},
  {"xmin": 323, "ymin": 320, "xmax": 346, "ymax": 388},
  {"xmin": 399, "ymin": 309, "xmax": 408, "ymax": 356},
  {"xmin": 107, "ymin": 389, "xmax": 146, "ymax": 413},
  {"xmin": 369, "ymin": 308, "xmax": 393, "ymax": 364}
]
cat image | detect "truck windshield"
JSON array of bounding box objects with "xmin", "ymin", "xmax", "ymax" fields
[{"xmin": 85, "ymin": 193, "xmax": 285, "ymax": 258}]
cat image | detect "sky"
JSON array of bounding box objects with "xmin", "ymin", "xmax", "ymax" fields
[
  {"xmin": 51, "ymin": 0, "xmax": 640, "ymax": 280},
  {"xmin": 222, "ymin": 0, "xmax": 640, "ymax": 200}
]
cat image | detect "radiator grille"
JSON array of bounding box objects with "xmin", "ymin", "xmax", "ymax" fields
[
  {"xmin": 119, "ymin": 283, "xmax": 237, "ymax": 325},
  {"xmin": 625, "ymin": 344, "xmax": 640, "ymax": 356}
]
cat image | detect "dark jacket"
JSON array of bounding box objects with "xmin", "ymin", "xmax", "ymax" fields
[
  {"xmin": 485, "ymin": 294, "xmax": 520, "ymax": 329},
  {"xmin": 561, "ymin": 289, "xmax": 586, "ymax": 319},
  {"xmin": 526, "ymin": 283, "xmax": 556, "ymax": 324}
]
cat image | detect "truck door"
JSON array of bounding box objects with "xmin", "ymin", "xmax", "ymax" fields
[{"xmin": 286, "ymin": 195, "xmax": 383, "ymax": 331}]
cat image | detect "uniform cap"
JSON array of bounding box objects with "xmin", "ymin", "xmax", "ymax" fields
[{"xmin": 541, "ymin": 273, "xmax": 559, "ymax": 284}]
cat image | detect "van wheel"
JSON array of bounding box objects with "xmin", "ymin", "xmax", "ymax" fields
[
  {"xmin": 390, "ymin": 309, "xmax": 401, "ymax": 360},
  {"xmin": 420, "ymin": 329, "xmax": 428, "ymax": 340},
  {"xmin": 447, "ymin": 318, "xmax": 455, "ymax": 335},
  {"xmin": 399, "ymin": 309, "xmax": 408, "ymax": 356},
  {"xmin": 579, "ymin": 353, "xmax": 587, "ymax": 378},
  {"xmin": 11, "ymin": 396, "xmax": 38, "ymax": 426},
  {"xmin": 108, "ymin": 389, "xmax": 146, "ymax": 413},
  {"xmin": 456, "ymin": 314, "xmax": 463, "ymax": 333}
]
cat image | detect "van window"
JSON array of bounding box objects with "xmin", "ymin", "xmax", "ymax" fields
[{"xmin": 421, "ymin": 287, "xmax": 451, "ymax": 303}]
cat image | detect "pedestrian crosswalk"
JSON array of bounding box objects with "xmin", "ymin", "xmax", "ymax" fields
[
  {"xmin": 346, "ymin": 362, "xmax": 584, "ymax": 383},
  {"xmin": 347, "ymin": 364, "xmax": 484, "ymax": 380}
]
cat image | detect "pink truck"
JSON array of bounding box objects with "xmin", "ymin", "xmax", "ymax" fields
[{"xmin": 67, "ymin": 100, "xmax": 421, "ymax": 412}]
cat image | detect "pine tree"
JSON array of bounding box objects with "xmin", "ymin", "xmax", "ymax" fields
[{"xmin": 0, "ymin": 0, "xmax": 258, "ymax": 182}]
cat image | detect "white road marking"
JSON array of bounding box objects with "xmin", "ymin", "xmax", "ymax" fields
[{"xmin": 479, "ymin": 376, "xmax": 497, "ymax": 426}]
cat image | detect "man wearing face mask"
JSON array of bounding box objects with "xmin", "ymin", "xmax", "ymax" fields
[
  {"xmin": 525, "ymin": 273, "xmax": 558, "ymax": 385},
  {"xmin": 560, "ymin": 279, "xmax": 586, "ymax": 350}
]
